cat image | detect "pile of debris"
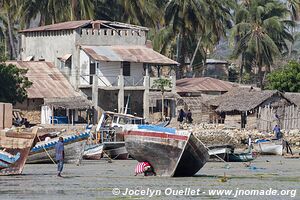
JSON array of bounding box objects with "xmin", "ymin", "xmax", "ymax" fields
[{"xmin": 180, "ymin": 123, "xmax": 300, "ymax": 148}]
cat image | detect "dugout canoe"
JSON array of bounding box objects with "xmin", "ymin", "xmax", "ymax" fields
[{"xmin": 124, "ymin": 125, "xmax": 209, "ymax": 177}]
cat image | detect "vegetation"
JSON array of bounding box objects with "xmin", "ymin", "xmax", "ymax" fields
[
  {"xmin": 266, "ymin": 61, "xmax": 300, "ymax": 92},
  {"xmin": 0, "ymin": 0, "xmax": 300, "ymax": 88},
  {"xmin": 0, "ymin": 62, "xmax": 32, "ymax": 104},
  {"xmin": 152, "ymin": 78, "xmax": 172, "ymax": 120}
]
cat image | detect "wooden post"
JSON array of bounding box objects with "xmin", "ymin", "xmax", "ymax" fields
[{"xmin": 52, "ymin": 106, "xmax": 54, "ymax": 126}]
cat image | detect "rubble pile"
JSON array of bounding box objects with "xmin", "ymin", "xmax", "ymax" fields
[{"xmin": 181, "ymin": 123, "xmax": 300, "ymax": 148}]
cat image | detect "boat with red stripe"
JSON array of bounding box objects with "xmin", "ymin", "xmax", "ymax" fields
[{"xmin": 124, "ymin": 125, "xmax": 209, "ymax": 177}]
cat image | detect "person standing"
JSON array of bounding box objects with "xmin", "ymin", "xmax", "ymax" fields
[
  {"xmin": 55, "ymin": 137, "xmax": 64, "ymax": 177},
  {"xmin": 177, "ymin": 109, "xmax": 185, "ymax": 123},
  {"xmin": 273, "ymin": 125, "xmax": 282, "ymax": 140},
  {"xmin": 186, "ymin": 109, "xmax": 193, "ymax": 123}
]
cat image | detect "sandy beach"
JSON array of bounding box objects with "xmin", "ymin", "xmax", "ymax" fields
[{"xmin": 1, "ymin": 156, "xmax": 299, "ymax": 200}]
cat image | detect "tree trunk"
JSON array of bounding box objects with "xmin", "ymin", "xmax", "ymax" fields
[
  {"xmin": 6, "ymin": 11, "xmax": 16, "ymax": 59},
  {"xmin": 71, "ymin": 0, "xmax": 78, "ymax": 20},
  {"xmin": 239, "ymin": 54, "xmax": 244, "ymax": 83},
  {"xmin": 161, "ymin": 91, "xmax": 164, "ymax": 121}
]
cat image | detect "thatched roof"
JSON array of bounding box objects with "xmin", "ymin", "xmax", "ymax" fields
[
  {"xmin": 44, "ymin": 96, "xmax": 93, "ymax": 109},
  {"xmin": 284, "ymin": 92, "xmax": 300, "ymax": 107},
  {"xmin": 210, "ymin": 88, "xmax": 282, "ymax": 112}
]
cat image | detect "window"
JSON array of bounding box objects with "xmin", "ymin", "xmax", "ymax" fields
[{"xmin": 122, "ymin": 62, "xmax": 130, "ymax": 76}]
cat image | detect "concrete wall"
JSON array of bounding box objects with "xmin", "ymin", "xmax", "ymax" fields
[
  {"xmin": 21, "ymin": 30, "xmax": 78, "ymax": 85},
  {"xmin": 97, "ymin": 61, "xmax": 121, "ymax": 86},
  {"xmin": 76, "ymin": 29, "xmax": 147, "ymax": 46},
  {"xmin": 79, "ymin": 49, "xmax": 90, "ymax": 85},
  {"xmin": 21, "ymin": 31, "xmax": 75, "ymax": 63}
]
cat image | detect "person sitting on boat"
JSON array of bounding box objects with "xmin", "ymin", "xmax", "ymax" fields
[
  {"xmin": 55, "ymin": 137, "xmax": 65, "ymax": 177},
  {"xmin": 273, "ymin": 125, "xmax": 282, "ymax": 140},
  {"xmin": 135, "ymin": 161, "xmax": 156, "ymax": 176}
]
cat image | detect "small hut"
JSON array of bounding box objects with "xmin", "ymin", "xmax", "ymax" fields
[
  {"xmin": 210, "ymin": 88, "xmax": 293, "ymax": 130},
  {"xmin": 42, "ymin": 96, "xmax": 94, "ymax": 125}
]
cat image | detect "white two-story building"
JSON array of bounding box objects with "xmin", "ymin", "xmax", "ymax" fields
[{"xmin": 19, "ymin": 20, "xmax": 178, "ymax": 121}]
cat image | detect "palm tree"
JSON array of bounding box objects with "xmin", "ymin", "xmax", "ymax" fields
[
  {"xmin": 152, "ymin": 77, "xmax": 172, "ymax": 120},
  {"xmin": 0, "ymin": 0, "xmax": 18, "ymax": 59},
  {"xmin": 287, "ymin": 0, "xmax": 300, "ymax": 21},
  {"xmin": 162, "ymin": 0, "xmax": 235, "ymax": 78},
  {"xmin": 18, "ymin": 0, "xmax": 71, "ymax": 27},
  {"xmin": 232, "ymin": 0, "xmax": 294, "ymax": 88},
  {"xmin": 70, "ymin": 0, "xmax": 94, "ymax": 21}
]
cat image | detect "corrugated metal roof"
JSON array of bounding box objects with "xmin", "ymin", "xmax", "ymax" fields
[
  {"xmin": 19, "ymin": 20, "xmax": 149, "ymax": 33},
  {"xmin": 6, "ymin": 61, "xmax": 80, "ymax": 99},
  {"xmin": 176, "ymin": 77, "xmax": 234, "ymax": 93},
  {"xmin": 81, "ymin": 45, "xmax": 178, "ymax": 65},
  {"xmin": 19, "ymin": 20, "xmax": 92, "ymax": 33}
]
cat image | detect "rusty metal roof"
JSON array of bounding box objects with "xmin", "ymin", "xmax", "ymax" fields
[
  {"xmin": 176, "ymin": 77, "xmax": 234, "ymax": 93},
  {"xmin": 19, "ymin": 20, "xmax": 149, "ymax": 33},
  {"xmin": 81, "ymin": 45, "xmax": 178, "ymax": 65},
  {"xmin": 19, "ymin": 20, "xmax": 92, "ymax": 33},
  {"xmin": 6, "ymin": 61, "xmax": 80, "ymax": 99}
]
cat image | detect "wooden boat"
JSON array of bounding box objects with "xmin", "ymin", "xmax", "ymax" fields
[
  {"xmin": 103, "ymin": 142, "xmax": 129, "ymax": 159},
  {"xmin": 252, "ymin": 139, "xmax": 283, "ymax": 155},
  {"xmin": 226, "ymin": 152, "xmax": 255, "ymax": 162},
  {"xmin": 82, "ymin": 143, "xmax": 103, "ymax": 160},
  {"xmin": 0, "ymin": 127, "xmax": 37, "ymax": 175},
  {"xmin": 208, "ymin": 144, "xmax": 234, "ymax": 161},
  {"xmin": 27, "ymin": 132, "xmax": 90, "ymax": 164},
  {"xmin": 124, "ymin": 125, "xmax": 209, "ymax": 177},
  {"xmin": 83, "ymin": 111, "xmax": 145, "ymax": 160}
]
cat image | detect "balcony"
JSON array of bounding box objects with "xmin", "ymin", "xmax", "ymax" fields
[{"xmin": 79, "ymin": 74, "xmax": 145, "ymax": 89}]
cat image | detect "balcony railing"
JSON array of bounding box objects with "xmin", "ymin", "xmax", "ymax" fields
[
  {"xmin": 80, "ymin": 75, "xmax": 145, "ymax": 87},
  {"xmin": 80, "ymin": 75, "xmax": 118, "ymax": 87},
  {"xmin": 124, "ymin": 76, "xmax": 144, "ymax": 86}
]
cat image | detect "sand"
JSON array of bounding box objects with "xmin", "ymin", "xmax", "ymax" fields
[{"xmin": 1, "ymin": 156, "xmax": 299, "ymax": 200}]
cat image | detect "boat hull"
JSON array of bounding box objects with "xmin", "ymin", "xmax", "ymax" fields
[
  {"xmin": 124, "ymin": 130, "xmax": 208, "ymax": 177},
  {"xmin": 225, "ymin": 153, "xmax": 254, "ymax": 162},
  {"xmin": 27, "ymin": 132, "xmax": 89, "ymax": 164},
  {"xmin": 0, "ymin": 129, "xmax": 37, "ymax": 175},
  {"xmin": 103, "ymin": 142, "xmax": 129, "ymax": 160},
  {"xmin": 83, "ymin": 144, "xmax": 103, "ymax": 160},
  {"xmin": 208, "ymin": 145, "xmax": 234, "ymax": 161},
  {"xmin": 253, "ymin": 141, "xmax": 283, "ymax": 155}
]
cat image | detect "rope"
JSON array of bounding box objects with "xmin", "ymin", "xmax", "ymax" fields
[{"xmin": 37, "ymin": 135, "xmax": 57, "ymax": 165}]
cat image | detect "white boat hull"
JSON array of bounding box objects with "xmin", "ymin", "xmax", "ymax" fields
[{"xmin": 253, "ymin": 141, "xmax": 283, "ymax": 155}]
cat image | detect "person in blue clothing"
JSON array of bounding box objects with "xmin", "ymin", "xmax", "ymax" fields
[
  {"xmin": 55, "ymin": 137, "xmax": 64, "ymax": 177},
  {"xmin": 273, "ymin": 125, "xmax": 282, "ymax": 140}
]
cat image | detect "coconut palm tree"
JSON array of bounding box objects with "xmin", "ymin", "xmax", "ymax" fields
[
  {"xmin": 232, "ymin": 0, "xmax": 294, "ymax": 88},
  {"xmin": 70, "ymin": 0, "xmax": 94, "ymax": 21},
  {"xmin": 0, "ymin": 0, "xmax": 18, "ymax": 59},
  {"xmin": 162, "ymin": 0, "xmax": 235, "ymax": 78}
]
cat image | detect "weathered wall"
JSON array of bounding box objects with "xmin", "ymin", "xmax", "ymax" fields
[
  {"xmin": 21, "ymin": 31, "xmax": 78, "ymax": 85},
  {"xmin": 21, "ymin": 31, "xmax": 75, "ymax": 63},
  {"xmin": 76, "ymin": 29, "xmax": 147, "ymax": 46},
  {"xmin": 0, "ymin": 103, "xmax": 12, "ymax": 129}
]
